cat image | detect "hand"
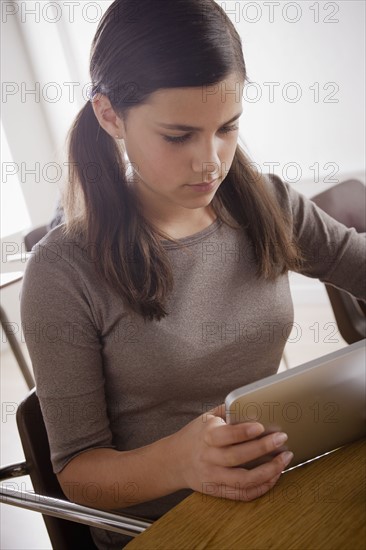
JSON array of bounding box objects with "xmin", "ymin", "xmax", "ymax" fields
[{"xmin": 173, "ymin": 403, "xmax": 294, "ymax": 502}]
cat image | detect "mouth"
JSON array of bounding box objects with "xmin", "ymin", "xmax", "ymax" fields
[{"xmin": 186, "ymin": 178, "xmax": 220, "ymax": 192}]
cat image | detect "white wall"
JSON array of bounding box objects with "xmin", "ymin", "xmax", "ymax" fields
[{"xmin": 230, "ymin": 0, "xmax": 365, "ymax": 194}]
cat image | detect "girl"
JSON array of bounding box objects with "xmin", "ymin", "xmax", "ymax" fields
[{"xmin": 20, "ymin": 1, "xmax": 366, "ymax": 548}]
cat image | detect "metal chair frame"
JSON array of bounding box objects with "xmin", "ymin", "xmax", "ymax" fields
[{"xmin": 0, "ymin": 388, "xmax": 153, "ymax": 548}]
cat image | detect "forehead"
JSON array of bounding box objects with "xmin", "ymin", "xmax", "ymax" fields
[{"xmin": 139, "ymin": 74, "xmax": 244, "ymax": 125}]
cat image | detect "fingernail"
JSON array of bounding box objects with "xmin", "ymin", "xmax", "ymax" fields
[
  {"xmin": 273, "ymin": 432, "xmax": 288, "ymax": 446},
  {"xmin": 282, "ymin": 451, "xmax": 294, "ymax": 465},
  {"xmin": 247, "ymin": 423, "xmax": 265, "ymax": 437}
]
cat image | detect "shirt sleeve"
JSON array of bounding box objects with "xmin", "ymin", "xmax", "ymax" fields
[
  {"xmin": 268, "ymin": 174, "xmax": 366, "ymax": 302},
  {"xmin": 20, "ymin": 242, "xmax": 116, "ymax": 474}
]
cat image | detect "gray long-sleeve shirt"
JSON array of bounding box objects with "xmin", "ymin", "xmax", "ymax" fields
[{"xmin": 20, "ymin": 174, "xmax": 366, "ymax": 549}]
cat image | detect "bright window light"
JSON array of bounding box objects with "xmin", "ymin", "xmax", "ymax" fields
[{"xmin": 1, "ymin": 123, "xmax": 32, "ymax": 238}]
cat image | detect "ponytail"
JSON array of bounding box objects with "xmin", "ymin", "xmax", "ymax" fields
[{"xmin": 62, "ymin": 100, "xmax": 182, "ymax": 321}]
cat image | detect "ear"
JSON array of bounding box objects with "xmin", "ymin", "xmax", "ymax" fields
[{"xmin": 91, "ymin": 93, "xmax": 126, "ymax": 140}]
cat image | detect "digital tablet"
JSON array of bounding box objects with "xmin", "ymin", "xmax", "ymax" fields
[{"xmin": 225, "ymin": 339, "xmax": 366, "ymax": 471}]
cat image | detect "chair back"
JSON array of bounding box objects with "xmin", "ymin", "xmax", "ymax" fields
[
  {"xmin": 311, "ymin": 179, "xmax": 366, "ymax": 343},
  {"xmin": 311, "ymin": 179, "xmax": 365, "ymax": 232},
  {"xmin": 16, "ymin": 388, "xmax": 97, "ymax": 550}
]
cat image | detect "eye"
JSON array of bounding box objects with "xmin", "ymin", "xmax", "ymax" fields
[
  {"xmin": 163, "ymin": 133, "xmax": 192, "ymax": 145},
  {"xmin": 162, "ymin": 124, "xmax": 239, "ymax": 146},
  {"xmin": 218, "ymin": 124, "xmax": 239, "ymax": 135}
]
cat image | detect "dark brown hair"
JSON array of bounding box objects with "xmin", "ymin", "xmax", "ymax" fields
[{"xmin": 62, "ymin": 0, "xmax": 304, "ymax": 322}]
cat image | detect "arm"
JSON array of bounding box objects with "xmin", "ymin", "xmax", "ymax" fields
[
  {"xmin": 268, "ymin": 174, "xmax": 366, "ymax": 301},
  {"xmin": 56, "ymin": 435, "xmax": 182, "ymax": 510},
  {"xmin": 57, "ymin": 406, "xmax": 293, "ymax": 511}
]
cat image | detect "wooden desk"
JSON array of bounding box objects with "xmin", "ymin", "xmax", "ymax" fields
[{"xmin": 126, "ymin": 438, "xmax": 366, "ymax": 549}]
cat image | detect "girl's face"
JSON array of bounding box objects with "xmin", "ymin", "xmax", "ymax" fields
[{"xmin": 119, "ymin": 73, "xmax": 244, "ymax": 222}]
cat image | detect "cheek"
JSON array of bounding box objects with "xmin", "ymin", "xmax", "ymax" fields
[
  {"xmin": 125, "ymin": 136, "xmax": 161, "ymax": 177},
  {"xmin": 143, "ymin": 138, "xmax": 188, "ymax": 170},
  {"xmin": 151, "ymin": 148, "xmax": 188, "ymax": 189},
  {"xmin": 221, "ymin": 137, "xmax": 238, "ymax": 166},
  {"xmin": 126, "ymin": 136, "xmax": 186, "ymax": 187}
]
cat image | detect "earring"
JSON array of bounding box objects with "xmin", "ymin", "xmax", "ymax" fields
[{"xmin": 115, "ymin": 134, "xmax": 120, "ymax": 139}]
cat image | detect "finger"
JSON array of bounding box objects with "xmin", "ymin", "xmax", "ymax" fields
[
  {"xmin": 245, "ymin": 451, "xmax": 294, "ymax": 484},
  {"xmin": 239, "ymin": 467, "xmax": 285, "ymax": 501},
  {"xmin": 205, "ymin": 420, "xmax": 265, "ymax": 448},
  {"xmin": 222, "ymin": 451, "xmax": 293, "ymax": 489},
  {"xmin": 215, "ymin": 431, "xmax": 288, "ymax": 467},
  {"xmin": 204, "ymin": 403, "xmax": 226, "ymax": 420}
]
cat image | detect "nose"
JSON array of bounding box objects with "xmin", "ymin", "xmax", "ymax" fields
[{"xmin": 191, "ymin": 136, "xmax": 221, "ymax": 181}]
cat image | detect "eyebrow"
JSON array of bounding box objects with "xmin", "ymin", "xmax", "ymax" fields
[{"xmin": 156, "ymin": 111, "xmax": 243, "ymax": 131}]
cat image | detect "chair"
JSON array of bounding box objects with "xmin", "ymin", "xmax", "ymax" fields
[
  {"xmin": 0, "ymin": 388, "xmax": 153, "ymax": 549},
  {"xmin": 311, "ymin": 179, "xmax": 366, "ymax": 343}
]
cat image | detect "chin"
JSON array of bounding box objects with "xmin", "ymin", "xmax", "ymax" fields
[{"xmin": 185, "ymin": 196, "xmax": 214, "ymax": 207}]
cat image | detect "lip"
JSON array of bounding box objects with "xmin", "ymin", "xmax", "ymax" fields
[{"xmin": 186, "ymin": 178, "xmax": 219, "ymax": 192}]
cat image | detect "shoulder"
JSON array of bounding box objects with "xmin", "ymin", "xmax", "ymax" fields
[
  {"xmin": 25, "ymin": 223, "xmax": 91, "ymax": 272},
  {"xmin": 262, "ymin": 172, "xmax": 295, "ymax": 221},
  {"xmin": 263, "ymin": 172, "xmax": 292, "ymax": 203},
  {"xmin": 30, "ymin": 223, "xmax": 83, "ymax": 256},
  {"xmin": 22, "ymin": 223, "xmax": 92, "ymax": 294}
]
